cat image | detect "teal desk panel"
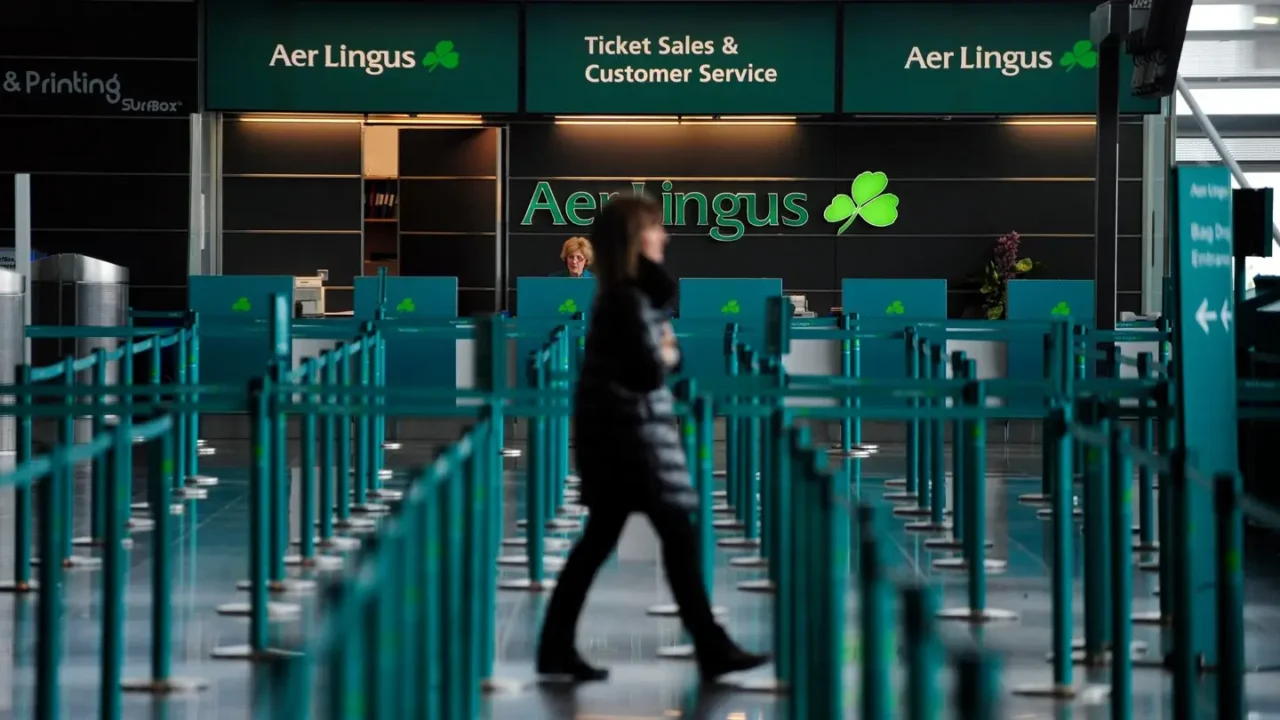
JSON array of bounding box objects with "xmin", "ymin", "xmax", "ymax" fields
[
  {"xmin": 678, "ymin": 278, "xmax": 782, "ymax": 377},
  {"xmin": 354, "ymin": 276, "xmax": 458, "ymax": 389},
  {"xmin": 189, "ymin": 275, "xmax": 293, "ymax": 388},
  {"xmin": 516, "ymin": 276, "xmax": 597, "ymax": 387},
  {"xmin": 841, "ymin": 279, "xmax": 948, "ymax": 378},
  {"xmin": 1006, "ymin": 279, "xmax": 1095, "ymax": 407}
]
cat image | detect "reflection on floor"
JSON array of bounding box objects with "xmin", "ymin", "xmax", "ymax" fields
[{"xmin": 1, "ymin": 441, "xmax": 1279, "ymax": 719}]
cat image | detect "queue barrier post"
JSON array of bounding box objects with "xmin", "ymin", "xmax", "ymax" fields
[
  {"xmin": 173, "ymin": 331, "xmax": 190, "ymax": 499},
  {"xmin": 555, "ymin": 328, "xmax": 573, "ymax": 515},
  {"xmin": 186, "ymin": 312, "xmax": 218, "ymax": 488},
  {"xmin": 1023, "ymin": 331, "xmax": 1060, "ymax": 507},
  {"xmin": 920, "ymin": 352, "xmax": 969, "ymax": 544},
  {"xmin": 899, "ymin": 337, "xmax": 932, "ymax": 515},
  {"xmin": 732, "ymin": 356, "xmax": 784, "ymax": 575},
  {"xmin": 1215, "ymin": 470, "xmax": 1245, "ymax": 720},
  {"xmin": 1108, "ymin": 425, "xmax": 1133, "ymax": 715},
  {"xmin": 0, "ymin": 364, "xmax": 36, "ymax": 593},
  {"xmin": 928, "ymin": 344, "xmax": 947, "ymax": 526},
  {"xmin": 722, "ymin": 325, "xmax": 741, "ymax": 511},
  {"xmin": 101, "ymin": 423, "xmax": 131, "ymax": 720},
  {"xmin": 1170, "ymin": 448, "xmax": 1198, "ymax": 713},
  {"xmin": 656, "ymin": 379, "xmax": 704, "ymax": 656},
  {"xmin": 858, "ymin": 502, "xmax": 891, "ymax": 720},
  {"xmin": 1082, "ymin": 398, "xmax": 1113, "ymax": 664},
  {"xmin": 59, "ymin": 356, "xmax": 77, "ymax": 564},
  {"xmin": 120, "ymin": 340, "xmax": 141, "ymax": 531},
  {"xmin": 744, "ymin": 350, "xmax": 762, "ymax": 543},
  {"xmin": 1135, "ymin": 352, "xmax": 1158, "ymax": 552},
  {"xmin": 498, "ymin": 350, "xmax": 553, "ymax": 592},
  {"xmin": 838, "ymin": 312, "xmax": 853, "ymax": 457},
  {"xmin": 814, "ymin": 435, "xmax": 847, "ymax": 719},
  {"xmin": 352, "ymin": 328, "xmax": 378, "ymax": 513},
  {"xmin": 902, "ymin": 582, "xmax": 943, "ymax": 720},
  {"xmin": 298, "ymin": 359, "xmax": 319, "ymax": 564},
  {"xmin": 719, "ymin": 346, "xmax": 760, "ymax": 549},
  {"xmin": 35, "ymin": 417, "xmax": 68, "ymax": 719},
  {"xmin": 955, "ymin": 647, "xmax": 1002, "ymax": 720},
  {"xmin": 894, "ymin": 326, "xmax": 921, "ymax": 498},
  {"xmin": 87, "ymin": 349, "xmax": 109, "ymax": 544}
]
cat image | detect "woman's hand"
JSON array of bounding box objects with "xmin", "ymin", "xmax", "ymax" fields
[{"xmin": 659, "ymin": 322, "xmax": 680, "ymax": 369}]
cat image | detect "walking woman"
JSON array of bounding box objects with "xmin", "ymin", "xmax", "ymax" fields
[{"xmin": 536, "ymin": 196, "xmax": 768, "ymax": 683}]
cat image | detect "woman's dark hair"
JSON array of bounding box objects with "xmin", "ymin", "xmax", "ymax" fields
[{"xmin": 590, "ymin": 195, "xmax": 662, "ymax": 289}]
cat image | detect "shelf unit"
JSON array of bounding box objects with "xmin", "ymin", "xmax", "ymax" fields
[{"xmin": 362, "ymin": 125, "xmax": 400, "ymax": 276}]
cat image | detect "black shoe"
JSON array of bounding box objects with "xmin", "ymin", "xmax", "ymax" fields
[
  {"xmin": 698, "ymin": 647, "xmax": 770, "ymax": 683},
  {"xmin": 536, "ymin": 651, "xmax": 610, "ymax": 683}
]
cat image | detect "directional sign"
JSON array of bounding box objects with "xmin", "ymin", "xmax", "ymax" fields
[{"xmin": 1170, "ymin": 163, "xmax": 1237, "ymax": 668}]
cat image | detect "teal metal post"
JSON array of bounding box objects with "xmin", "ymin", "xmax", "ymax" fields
[
  {"xmin": 1051, "ymin": 405, "xmax": 1075, "ymax": 689},
  {"xmin": 354, "ymin": 334, "xmax": 372, "ymax": 510},
  {"xmin": 101, "ymin": 430, "xmax": 129, "ymax": 720},
  {"xmin": 771, "ymin": 408, "xmax": 795, "ymax": 691},
  {"xmin": 7, "ymin": 365, "xmax": 34, "ymax": 590},
  {"xmin": 950, "ymin": 352, "xmax": 968, "ymax": 541},
  {"xmin": 120, "ymin": 342, "xmax": 136, "ymax": 529},
  {"xmin": 903, "ymin": 583, "xmax": 942, "ymax": 720},
  {"xmin": 1156, "ymin": 380, "xmax": 1176, "ymax": 625},
  {"xmin": 36, "ymin": 460, "xmax": 67, "ymax": 720},
  {"xmin": 724, "ymin": 325, "xmax": 741, "ymax": 510},
  {"xmin": 1083, "ymin": 401, "xmax": 1113, "ymax": 662},
  {"xmin": 929, "ymin": 344, "xmax": 946, "ymax": 526},
  {"xmin": 148, "ymin": 425, "xmax": 177, "ymax": 685},
  {"xmin": 858, "ymin": 503, "xmax": 891, "ymax": 720},
  {"xmin": 90, "ymin": 349, "xmax": 108, "ymax": 542},
  {"xmin": 966, "ymin": 371, "xmax": 988, "ymax": 614},
  {"xmin": 1109, "ymin": 426, "xmax": 1133, "ymax": 717},
  {"xmin": 59, "ymin": 356, "xmax": 75, "ymax": 562},
  {"xmin": 904, "ymin": 327, "xmax": 920, "ymax": 497},
  {"xmin": 249, "ymin": 377, "xmax": 271, "ymax": 654},
  {"xmin": 839, "ymin": 312, "xmax": 853, "ymax": 455},
  {"xmin": 174, "ymin": 331, "xmax": 189, "ymax": 494},
  {"xmin": 915, "ymin": 340, "xmax": 932, "ymax": 514},
  {"xmin": 1135, "ymin": 352, "xmax": 1156, "ymax": 551},
  {"xmin": 743, "ymin": 351, "xmax": 761, "ymax": 542},
  {"xmin": 695, "ymin": 392, "xmax": 715, "ymax": 595},
  {"xmin": 371, "ymin": 330, "xmax": 387, "ymax": 494},
  {"xmin": 525, "ymin": 353, "xmax": 548, "ymax": 589},
  {"xmin": 186, "ymin": 314, "xmax": 204, "ymax": 486},
  {"xmin": 299, "ymin": 359, "xmax": 318, "ymax": 563},
  {"xmin": 336, "ymin": 346, "xmax": 355, "ymax": 526},
  {"xmin": 1215, "ymin": 471, "xmax": 1244, "ymax": 720},
  {"xmin": 819, "ymin": 451, "xmax": 847, "ymax": 720},
  {"xmin": 322, "ymin": 354, "xmax": 344, "ymax": 533},
  {"xmin": 1170, "ymin": 449, "xmax": 1197, "ymax": 715},
  {"xmin": 956, "ymin": 649, "xmax": 1002, "ymax": 719}
]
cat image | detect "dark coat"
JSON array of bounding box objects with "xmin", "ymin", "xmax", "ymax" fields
[{"xmin": 573, "ymin": 259, "xmax": 695, "ymax": 512}]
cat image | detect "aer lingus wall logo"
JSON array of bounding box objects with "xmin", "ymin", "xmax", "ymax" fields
[
  {"xmin": 521, "ymin": 175, "xmax": 902, "ymax": 242},
  {"xmin": 1059, "ymin": 40, "xmax": 1097, "ymax": 71},
  {"xmin": 269, "ymin": 40, "xmax": 460, "ymax": 76}
]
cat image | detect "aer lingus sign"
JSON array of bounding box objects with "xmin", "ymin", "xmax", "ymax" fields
[
  {"xmin": 843, "ymin": 3, "xmax": 1159, "ymax": 114},
  {"xmin": 519, "ymin": 174, "xmax": 899, "ymax": 242},
  {"xmin": 204, "ymin": 0, "xmax": 518, "ymax": 113}
]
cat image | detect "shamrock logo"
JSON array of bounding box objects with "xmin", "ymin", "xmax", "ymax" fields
[
  {"xmin": 885, "ymin": 299, "xmax": 905, "ymax": 315},
  {"xmin": 557, "ymin": 298, "xmax": 578, "ymax": 315},
  {"xmin": 423, "ymin": 40, "xmax": 460, "ymax": 72},
  {"xmin": 395, "ymin": 298, "xmax": 416, "ymax": 312},
  {"xmin": 231, "ymin": 297, "xmax": 251, "ymax": 312},
  {"xmin": 1060, "ymin": 40, "xmax": 1098, "ymax": 72},
  {"xmin": 1050, "ymin": 301, "xmax": 1071, "ymax": 316},
  {"xmin": 824, "ymin": 171, "xmax": 900, "ymax": 234},
  {"xmin": 721, "ymin": 300, "xmax": 741, "ymax": 315}
]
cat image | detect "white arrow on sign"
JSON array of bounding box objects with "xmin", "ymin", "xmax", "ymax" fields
[
  {"xmin": 1195, "ymin": 298, "xmax": 1219, "ymax": 335},
  {"xmin": 1221, "ymin": 297, "xmax": 1233, "ymax": 331}
]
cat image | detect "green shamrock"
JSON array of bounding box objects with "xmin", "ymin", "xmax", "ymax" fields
[
  {"xmin": 721, "ymin": 299, "xmax": 741, "ymax": 315},
  {"xmin": 231, "ymin": 297, "xmax": 251, "ymax": 312},
  {"xmin": 557, "ymin": 298, "xmax": 578, "ymax": 314},
  {"xmin": 1050, "ymin": 301, "xmax": 1071, "ymax": 316},
  {"xmin": 423, "ymin": 40, "xmax": 460, "ymax": 72},
  {"xmin": 1060, "ymin": 40, "xmax": 1098, "ymax": 71},
  {"xmin": 395, "ymin": 298, "xmax": 416, "ymax": 312},
  {"xmin": 824, "ymin": 171, "xmax": 900, "ymax": 234},
  {"xmin": 885, "ymin": 299, "xmax": 905, "ymax": 315}
]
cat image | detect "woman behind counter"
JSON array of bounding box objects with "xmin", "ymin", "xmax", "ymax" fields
[{"xmin": 551, "ymin": 236, "xmax": 593, "ymax": 277}]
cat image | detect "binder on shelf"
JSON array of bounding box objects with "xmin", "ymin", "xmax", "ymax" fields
[{"xmin": 364, "ymin": 179, "xmax": 398, "ymax": 221}]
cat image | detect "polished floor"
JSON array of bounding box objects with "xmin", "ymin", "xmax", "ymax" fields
[{"xmin": 2, "ymin": 438, "xmax": 1280, "ymax": 718}]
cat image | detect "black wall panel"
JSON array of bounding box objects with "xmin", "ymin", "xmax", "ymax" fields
[
  {"xmin": 0, "ymin": 3, "xmax": 197, "ymax": 59},
  {"xmin": 223, "ymin": 177, "xmax": 362, "ymax": 232},
  {"xmin": 0, "ymin": 118, "xmax": 190, "ymax": 174},
  {"xmin": 223, "ymin": 233, "xmax": 362, "ymax": 287},
  {"xmin": 222, "ymin": 121, "xmax": 363, "ymax": 176},
  {"xmin": 399, "ymin": 180, "xmax": 497, "ymax": 234},
  {"xmin": 0, "ymin": 174, "xmax": 13, "ymax": 228},
  {"xmin": 400, "ymin": 129, "xmax": 499, "ymax": 178},
  {"xmin": 31, "ymin": 175, "xmax": 188, "ymax": 231},
  {"xmin": 33, "ymin": 230, "xmax": 187, "ymax": 286},
  {"xmin": 507, "ymin": 122, "xmax": 1146, "ymax": 317}
]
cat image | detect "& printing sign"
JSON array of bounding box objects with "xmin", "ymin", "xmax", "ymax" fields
[{"xmin": 0, "ymin": 58, "xmax": 194, "ymax": 116}]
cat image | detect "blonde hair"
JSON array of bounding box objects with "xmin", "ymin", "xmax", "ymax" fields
[
  {"xmin": 590, "ymin": 196, "xmax": 662, "ymax": 289},
  {"xmin": 560, "ymin": 236, "xmax": 594, "ymax": 266}
]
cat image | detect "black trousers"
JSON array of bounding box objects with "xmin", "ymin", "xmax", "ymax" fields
[{"xmin": 538, "ymin": 499, "xmax": 729, "ymax": 656}]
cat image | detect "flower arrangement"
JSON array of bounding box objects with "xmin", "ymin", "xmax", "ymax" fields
[{"xmin": 978, "ymin": 231, "xmax": 1039, "ymax": 319}]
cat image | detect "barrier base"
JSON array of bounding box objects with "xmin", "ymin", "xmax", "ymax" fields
[
  {"xmin": 497, "ymin": 578, "xmax": 556, "ymax": 592},
  {"xmin": 1010, "ymin": 683, "xmax": 1110, "ymax": 703},
  {"xmin": 71, "ymin": 536, "xmax": 135, "ymax": 549},
  {"xmin": 1036, "ymin": 507, "xmax": 1084, "ymax": 520},
  {"xmin": 559, "ymin": 504, "xmax": 588, "ymax": 518},
  {"xmin": 931, "ymin": 557, "xmax": 1007, "ymax": 573},
  {"xmin": 720, "ymin": 677, "xmax": 786, "ymax": 693},
  {"xmin": 120, "ymin": 677, "xmax": 209, "ymax": 695},
  {"xmin": 312, "ymin": 535, "xmax": 362, "ymax": 551},
  {"xmin": 1131, "ymin": 610, "xmax": 1169, "ymax": 626},
  {"xmin": 131, "ymin": 502, "xmax": 185, "ymax": 516},
  {"xmin": 481, "ymin": 678, "xmax": 527, "ymax": 695},
  {"xmin": 214, "ymin": 601, "xmax": 301, "ymax": 619},
  {"xmin": 283, "ymin": 553, "xmax": 344, "ymax": 570},
  {"xmin": 1017, "ymin": 493, "xmax": 1051, "ymax": 506},
  {"xmin": 31, "ymin": 555, "xmax": 101, "ymax": 569},
  {"xmin": 173, "ymin": 487, "xmax": 208, "ymax": 501},
  {"xmin": 892, "ymin": 505, "xmax": 933, "ymax": 518},
  {"xmin": 332, "ymin": 517, "xmax": 377, "ymax": 531},
  {"xmin": 128, "ymin": 517, "xmax": 155, "ymax": 531},
  {"xmin": 348, "ymin": 503, "xmax": 391, "ymax": 515},
  {"xmin": 496, "ymin": 555, "xmax": 566, "ymax": 570},
  {"xmin": 728, "ymin": 555, "xmax": 768, "ymax": 568},
  {"xmin": 883, "ymin": 478, "xmax": 906, "ymax": 489},
  {"xmin": 368, "ymin": 488, "xmax": 402, "ymax": 502},
  {"xmin": 827, "ymin": 447, "xmax": 874, "ymax": 458},
  {"xmin": 1047, "ymin": 640, "xmax": 1149, "ymax": 666},
  {"xmin": 187, "ymin": 474, "xmax": 219, "ymax": 488},
  {"xmin": 197, "ymin": 446, "xmax": 217, "ymax": 457},
  {"xmin": 1137, "ymin": 560, "xmax": 1160, "ymax": 573},
  {"xmin": 923, "ymin": 536, "xmax": 993, "ymax": 551},
  {"xmin": 236, "ymin": 577, "xmax": 318, "ymax": 594},
  {"xmin": 656, "ymin": 644, "xmax": 696, "ymax": 659},
  {"xmin": 717, "ymin": 537, "xmax": 760, "ymax": 549},
  {"xmin": 736, "ymin": 579, "xmax": 775, "ymax": 594},
  {"xmin": 1133, "ymin": 541, "xmax": 1159, "ymax": 553},
  {"xmin": 383, "ymin": 441, "xmax": 403, "ymax": 451},
  {"xmin": 565, "ymin": 474, "xmax": 580, "ymax": 485},
  {"xmin": 209, "ymin": 645, "xmax": 302, "ymax": 662},
  {"xmin": 712, "ymin": 489, "xmax": 728, "ymax": 498},
  {"xmin": 712, "ymin": 503, "xmax": 734, "ymax": 514},
  {"xmin": 503, "ymin": 536, "xmax": 573, "ymax": 551},
  {"xmin": 936, "ymin": 607, "xmax": 1019, "ymax": 623},
  {"xmin": 0, "ymin": 581, "xmax": 37, "ymax": 593},
  {"xmin": 883, "ymin": 492, "xmax": 918, "ymax": 504},
  {"xmin": 516, "ymin": 518, "xmax": 583, "ymax": 532},
  {"xmin": 646, "ymin": 604, "xmax": 727, "ymax": 618},
  {"xmin": 713, "ymin": 519, "xmax": 745, "ymax": 531},
  {"xmin": 903, "ymin": 521, "xmax": 950, "ymax": 534},
  {"xmin": 501, "ymin": 448, "xmax": 523, "ymax": 458}
]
